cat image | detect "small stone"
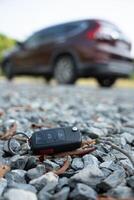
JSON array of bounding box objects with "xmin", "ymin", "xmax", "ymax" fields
[
  {"xmin": 53, "ymin": 187, "xmax": 70, "ymax": 200},
  {"xmin": 54, "ymin": 158, "xmax": 66, "ymax": 166},
  {"xmin": 30, "ymin": 172, "xmax": 59, "ymax": 191},
  {"xmin": 0, "ymin": 178, "xmax": 7, "ymax": 196},
  {"xmin": 62, "ymin": 169, "xmax": 77, "ymax": 178},
  {"xmin": 121, "ymin": 132, "xmax": 134, "ymax": 144},
  {"xmin": 4, "ymin": 189, "xmax": 37, "ymax": 200},
  {"xmin": 101, "ymin": 168, "xmax": 112, "ymax": 178},
  {"xmin": 97, "ymin": 169, "xmax": 126, "ymax": 192},
  {"xmin": 38, "ymin": 191, "xmax": 52, "ymax": 200},
  {"xmin": 43, "ymin": 159, "xmax": 60, "ymax": 171},
  {"xmin": 70, "ymin": 183, "xmax": 97, "ymax": 200},
  {"xmin": 70, "ymin": 165, "xmax": 103, "ymax": 188},
  {"xmin": 26, "ymin": 165, "xmax": 46, "ymax": 180},
  {"xmin": 24, "ymin": 156, "xmax": 38, "ymax": 170},
  {"xmin": 10, "ymin": 155, "xmax": 28, "ymax": 169},
  {"xmin": 5, "ymin": 169, "xmax": 26, "ymax": 184},
  {"xmin": 120, "ymin": 137, "xmax": 127, "ymax": 146},
  {"xmin": 100, "ymin": 161, "xmax": 113, "ymax": 169},
  {"xmin": 82, "ymin": 154, "xmax": 99, "ymax": 168},
  {"xmin": 7, "ymin": 182, "xmax": 37, "ymax": 193},
  {"xmin": 121, "ymin": 127, "xmax": 134, "ymax": 135},
  {"xmin": 71, "ymin": 158, "xmax": 84, "ymax": 170},
  {"xmin": 127, "ymin": 176, "xmax": 134, "ymax": 189},
  {"xmin": 4, "ymin": 120, "xmax": 16, "ymax": 130},
  {"xmin": 56, "ymin": 177, "xmax": 69, "ymax": 191},
  {"xmin": 3, "ymin": 140, "xmax": 20, "ymax": 154},
  {"xmin": 86, "ymin": 127, "xmax": 106, "ymax": 138},
  {"xmin": 107, "ymin": 186, "xmax": 134, "ymax": 199},
  {"xmin": 106, "ymin": 162, "xmax": 122, "ymax": 172},
  {"xmin": 92, "ymin": 149, "xmax": 107, "ymax": 162},
  {"xmin": 120, "ymin": 159, "xmax": 134, "ymax": 176}
]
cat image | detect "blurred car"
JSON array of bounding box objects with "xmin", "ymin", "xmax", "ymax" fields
[{"xmin": 1, "ymin": 19, "xmax": 134, "ymax": 87}]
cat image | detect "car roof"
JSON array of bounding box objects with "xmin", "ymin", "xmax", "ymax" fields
[
  {"xmin": 32, "ymin": 18, "xmax": 117, "ymax": 36},
  {"xmin": 34, "ymin": 19, "xmax": 91, "ymax": 35}
]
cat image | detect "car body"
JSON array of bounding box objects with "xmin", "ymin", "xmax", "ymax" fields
[{"xmin": 1, "ymin": 19, "xmax": 134, "ymax": 87}]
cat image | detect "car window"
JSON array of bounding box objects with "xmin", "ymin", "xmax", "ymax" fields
[
  {"xmin": 24, "ymin": 33, "xmax": 40, "ymax": 48},
  {"xmin": 64, "ymin": 21, "xmax": 88, "ymax": 37},
  {"xmin": 24, "ymin": 21, "xmax": 88, "ymax": 48},
  {"xmin": 38, "ymin": 29, "xmax": 54, "ymax": 44},
  {"xmin": 25, "ymin": 25, "xmax": 66, "ymax": 47}
]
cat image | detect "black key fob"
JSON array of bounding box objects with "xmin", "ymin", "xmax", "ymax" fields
[{"xmin": 29, "ymin": 127, "xmax": 82, "ymax": 155}]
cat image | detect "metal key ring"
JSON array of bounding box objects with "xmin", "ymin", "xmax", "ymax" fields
[{"xmin": 7, "ymin": 132, "xmax": 31, "ymax": 155}]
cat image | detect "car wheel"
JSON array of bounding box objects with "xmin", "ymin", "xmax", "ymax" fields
[
  {"xmin": 3, "ymin": 62, "xmax": 14, "ymax": 80},
  {"xmin": 97, "ymin": 77, "xmax": 116, "ymax": 87},
  {"xmin": 54, "ymin": 56, "xmax": 77, "ymax": 84}
]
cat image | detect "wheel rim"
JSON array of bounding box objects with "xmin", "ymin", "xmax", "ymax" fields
[{"xmin": 54, "ymin": 57, "xmax": 75, "ymax": 83}]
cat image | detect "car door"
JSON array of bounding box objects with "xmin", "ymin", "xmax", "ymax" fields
[
  {"xmin": 13, "ymin": 28, "xmax": 63, "ymax": 73},
  {"xmin": 26, "ymin": 26, "xmax": 67, "ymax": 71},
  {"xmin": 12, "ymin": 33, "xmax": 44, "ymax": 73}
]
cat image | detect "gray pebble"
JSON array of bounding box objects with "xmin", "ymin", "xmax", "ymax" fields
[
  {"xmin": 70, "ymin": 165, "xmax": 104, "ymax": 188},
  {"xmin": 38, "ymin": 191, "xmax": 52, "ymax": 200},
  {"xmin": 0, "ymin": 179, "xmax": 7, "ymax": 196},
  {"xmin": 127, "ymin": 176, "xmax": 134, "ymax": 189},
  {"xmin": 7, "ymin": 182, "xmax": 37, "ymax": 193},
  {"xmin": 86, "ymin": 127, "xmax": 106, "ymax": 138},
  {"xmin": 43, "ymin": 159, "xmax": 60, "ymax": 171},
  {"xmin": 30, "ymin": 172, "xmax": 59, "ymax": 191},
  {"xmin": 107, "ymin": 186, "xmax": 134, "ymax": 199},
  {"xmin": 25, "ymin": 156, "xmax": 38, "ymax": 170},
  {"xmin": 53, "ymin": 187, "xmax": 70, "ymax": 200},
  {"xmin": 4, "ymin": 189, "xmax": 37, "ymax": 200},
  {"xmin": 71, "ymin": 158, "xmax": 84, "ymax": 170},
  {"xmin": 5, "ymin": 169, "xmax": 26, "ymax": 184},
  {"xmin": 10, "ymin": 155, "xmax": 28, "ymax": 169},
  {"xmin": 56, "ymin": 177, "xmax": 69, "ymax": 191},
  {"xmin": 100, "ymin": 160, "xmax": 113, "ymax": 169},
  {"xmin": 70, "ymin": 183, "xmax": 97, "ymax": 200},
  {"xmin": 26, "ymin": 165, "xmax": 46, "ymax": 180},
  {"xmin": 121, "ymin": 132, "xmax": 134, "ymax": 144},
  {"xmin": 82, "ymin": 154, "xmax": 99, "ymax": 168},
  {"xmin": 120, "ymin": 159, "xmax": 134, "ymax": 176},
  {"xmin": 97, "ymin": 169, "xmax": 126, "ymax": 192},
  {"xmin": 53, "ymin": 158, "xmax": 65, "ymax": 166}
]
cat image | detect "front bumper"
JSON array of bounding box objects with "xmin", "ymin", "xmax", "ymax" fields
[{"xmin": 78, "ymin": 60, "xmax": 134, "ymax": 78}]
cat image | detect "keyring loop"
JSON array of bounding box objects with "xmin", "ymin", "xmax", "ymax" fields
[{"xmin": 7, "ymin": 132, "xmax": 31, "ymax": 155}]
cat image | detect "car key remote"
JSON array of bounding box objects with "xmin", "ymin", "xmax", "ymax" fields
[{"xmin": 29, "ymin": 126, "xmax": 82, "ymax": 155}]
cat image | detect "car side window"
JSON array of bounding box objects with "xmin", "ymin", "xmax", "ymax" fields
[
  {"xmin": 64, "ymin": 22, "xmax": 88, "ymax": 37},
  {"xmin": 24, "ymin": 22, "xmax": 88, "ymax": 48},
  {"xmin": 38, "ymin": 29, "xmax": 55, "ymax": 44},
  {"xmin": 25, "ymin": 33, "xmax": 39, "ymax": 48},
  {"xmin": 38, "ymin": 25, "xmax": 66, "ymax": 44}
]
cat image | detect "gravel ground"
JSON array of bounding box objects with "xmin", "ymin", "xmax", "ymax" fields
[{"xmin": 0, "ymin": 81, "xmax": 134, "ymax": 200}]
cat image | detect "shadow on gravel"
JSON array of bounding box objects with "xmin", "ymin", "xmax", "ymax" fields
[{"xmin": 0, "ymin": 77, "xmax": 134, "ymax": 88}]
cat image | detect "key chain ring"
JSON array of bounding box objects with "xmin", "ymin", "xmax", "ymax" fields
[{"xmin": 8, "ymin": 132, "xmax": 31, "ymax": 155}]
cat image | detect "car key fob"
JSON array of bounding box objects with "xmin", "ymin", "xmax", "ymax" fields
[{"xmin": 29, "ymin": 127, "xmax": 82, "ymax": 155}]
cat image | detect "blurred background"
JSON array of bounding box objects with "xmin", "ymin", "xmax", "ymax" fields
[{"xmin": 0, "ymin": 0, "xmax": 134, "ymax": 87}]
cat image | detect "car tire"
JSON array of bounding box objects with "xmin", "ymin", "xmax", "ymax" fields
[
  {"xmin": 45, "ymin": 76, "xmax": 51, "ymax": 83},
  {"xmin": 3, "ymin": 62, "xmax": 14, "ymax": 80},
  {"xmin": 97, "ymin": 77, "xmax": 116, "ymax": 87},
  {"xmin": 54, "ymin": 56, "xmax": 77, "ymax": 84}
]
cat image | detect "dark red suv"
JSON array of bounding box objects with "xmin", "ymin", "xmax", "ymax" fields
[{"xmin": 1, "ymin": 19, "xmax": 133, "ymax": 87}]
